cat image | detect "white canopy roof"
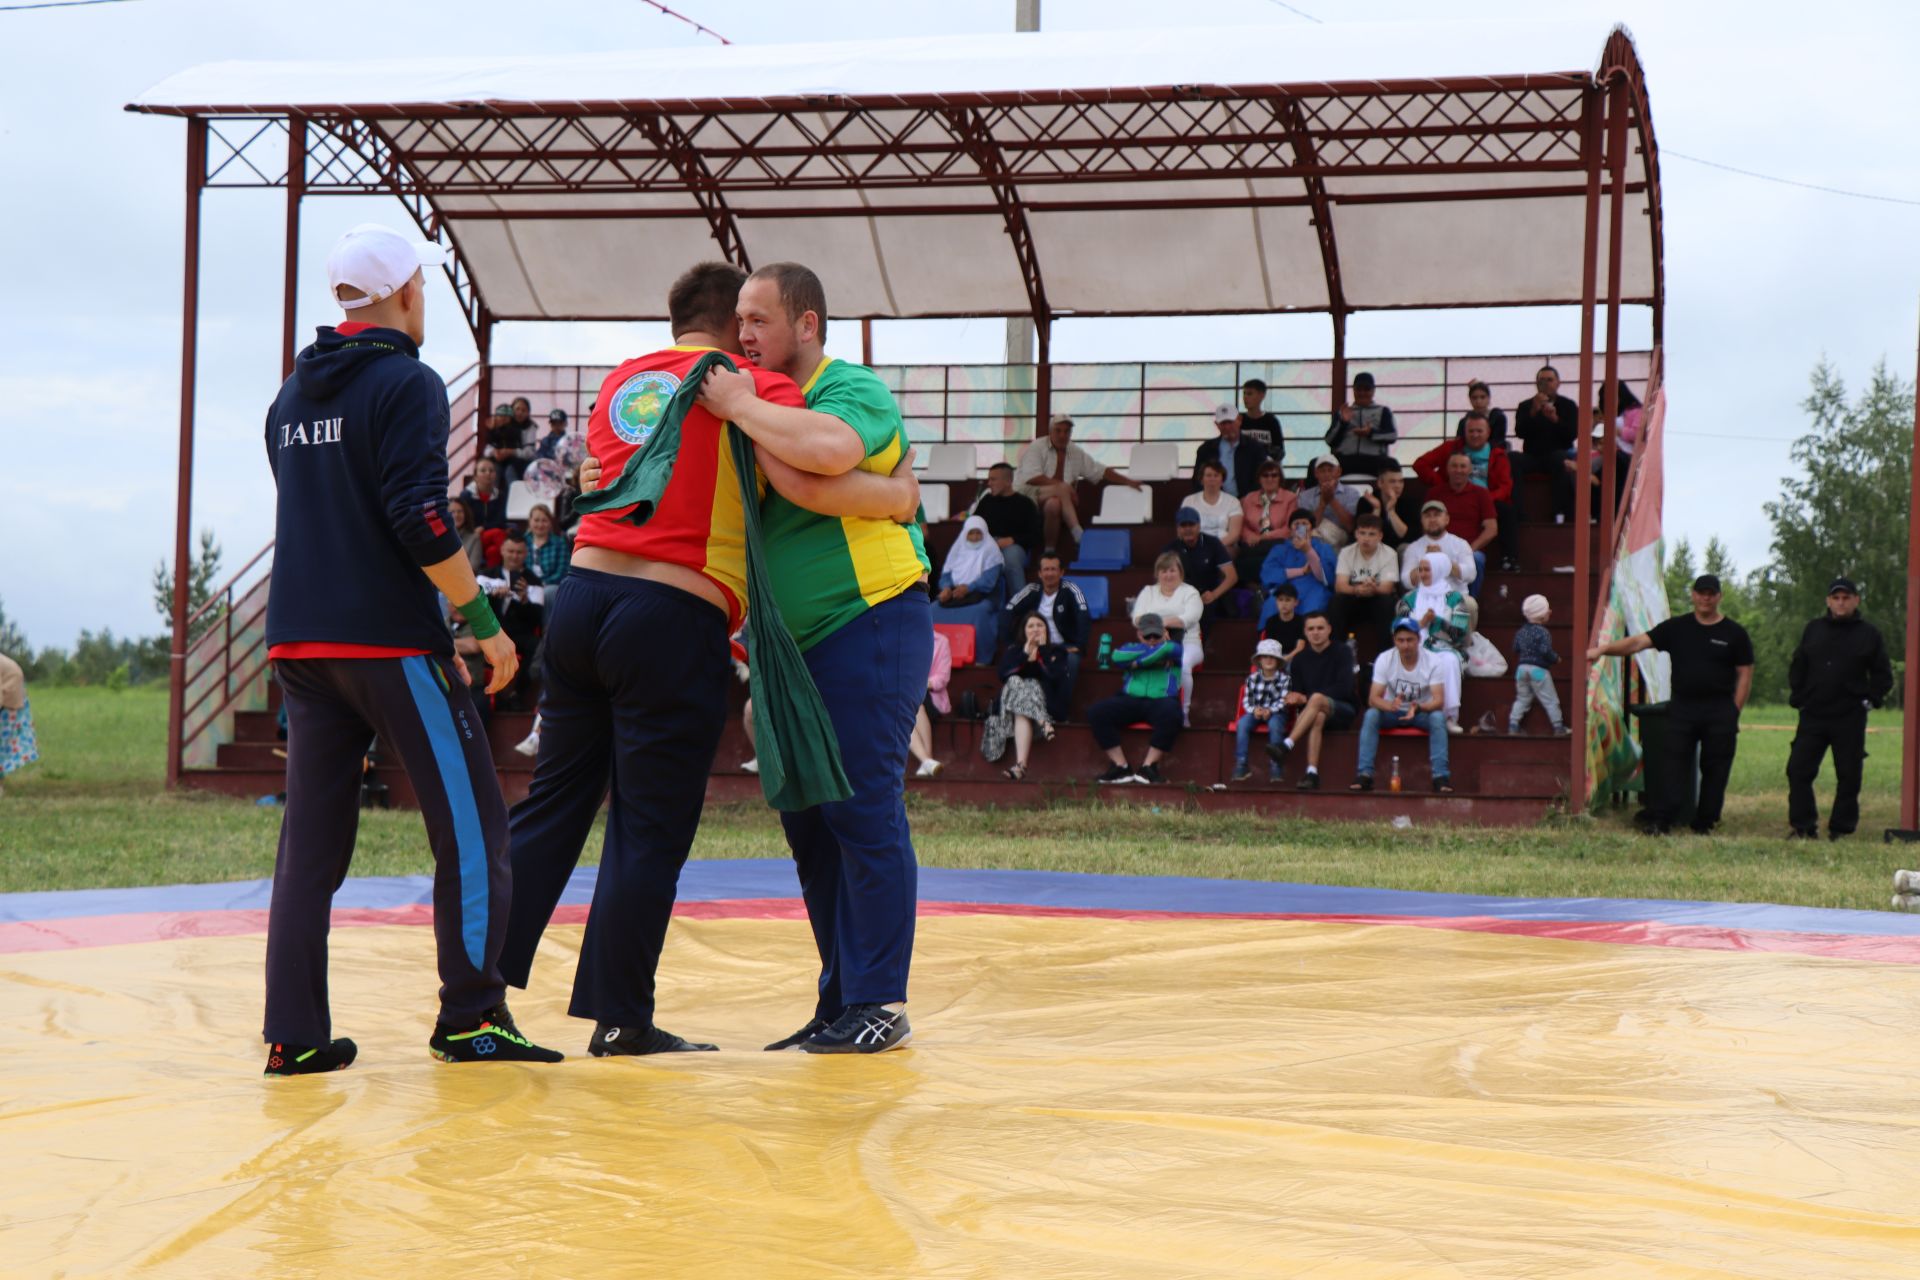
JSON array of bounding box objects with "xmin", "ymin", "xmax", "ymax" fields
[{"xmin": 130, "ymin": 22, "xmax": 1662, "ymax": 326}]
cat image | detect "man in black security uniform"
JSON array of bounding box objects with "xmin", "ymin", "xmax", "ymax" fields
[
  {"xmin": 1589, "ymin": 574, "xmax": 1755, "ymax": 834},
  {"xmin": 1785, "ymin": 577, "xmax": 1892, "ymax": 840},
  {"xmin": 260, "ymin": 223, "xmax": 562, "ymax": 1074}
]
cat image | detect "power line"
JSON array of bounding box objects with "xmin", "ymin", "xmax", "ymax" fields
[
  {"xmin": 1664, "ymin": 149, "xmax": 1920, "ymax": 210},
  {"xmin": 637, "ymin": 0, "xmax": 729, "ymax": 44},
  {"xmin": 0, "ymin": 0, "xmax": 136, "ymax": 9},
  {"xmin": 1262, "ymin": 0, "xmax": 1323, "ymax": 20}
]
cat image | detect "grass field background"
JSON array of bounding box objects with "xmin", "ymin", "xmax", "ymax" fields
[{"xmin": 1, "ymin": 686, "xmax": 1913, "ymax": 912}]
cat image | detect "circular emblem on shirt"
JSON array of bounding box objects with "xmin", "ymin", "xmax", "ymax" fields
[{"xmin": 609, "ymin": 369, "xmax": 681, "ymax": 446}]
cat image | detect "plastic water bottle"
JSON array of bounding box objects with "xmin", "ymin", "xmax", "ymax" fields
[
  {"xmin": 1096, "ymin": 633, "xmax": 1114, "ymax": 670},
  {"xmin": 1389, "ymin": 756, "xmax": 1402, "ymax": 793}
]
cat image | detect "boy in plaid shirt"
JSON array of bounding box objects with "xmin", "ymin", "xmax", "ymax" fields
[{"xmin": 1232, "ymin": 638, "xmax": 1291, "ymax": 782}]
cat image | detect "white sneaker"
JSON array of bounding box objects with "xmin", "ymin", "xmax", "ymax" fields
[
  {"xmin": 513, "ymin": 729, "xmax": 541, "ymax": 757},
  {"xmin": 914, "ymin": 759, "xmax": 944, "ymax": 779},
  {"xmin": 1446, "ymin": 720, "xmax": 1463, "ymax": 736},
  {"xmin": 741, "ymin": 757, "xmax": 759, "ymax": 774},
  {"xmin": 1894, "ymin": 869, "xmax": 1920, "ymax": 894}
]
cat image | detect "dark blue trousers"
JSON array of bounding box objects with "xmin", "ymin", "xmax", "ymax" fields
[
  {"xmin": 498, "ymin": 570, "xmax": 729, "ymax": 1027},
  {"xmin": 781, "ymin": 590, "xmax": 933, "ymax": 1018},
  {"xmin": 266, "ymin": 655, "xmax": 508, "ymax": 1044}
]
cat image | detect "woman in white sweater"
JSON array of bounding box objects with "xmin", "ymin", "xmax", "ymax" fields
[{"xmin": 1132, "ymin": 551, "xmax": 1206, "ymax": 724}]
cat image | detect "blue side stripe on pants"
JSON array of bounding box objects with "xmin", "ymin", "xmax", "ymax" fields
[{"xmin": 401, "ymin": 655, "xmax": 489, "ymax": 970}]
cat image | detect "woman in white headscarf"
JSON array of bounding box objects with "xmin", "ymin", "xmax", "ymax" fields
[
  {"xmin": 935, "ymin": 515, "xmax": 1009, "ymax": 665},
  {"xmin": 0, "ymin": 652, "xmax": 38, "ymax": 797},
  {"xmin": 1397, "ymin": 552, "xmax": 1467, "ymax": 733}
]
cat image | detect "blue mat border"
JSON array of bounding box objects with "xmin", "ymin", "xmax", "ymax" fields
[{"xmin": 5, "ymin": 859, "xmax": 1919, "ymax": 939}]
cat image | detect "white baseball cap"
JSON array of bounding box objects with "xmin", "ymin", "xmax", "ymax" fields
[
  {"xmin": 1213, "ymin": 403, "xmax": 1237, "ymax": 423},
  {"xmin": 327, "ymin": 223, "xmax": 447, "ymax": 309}
]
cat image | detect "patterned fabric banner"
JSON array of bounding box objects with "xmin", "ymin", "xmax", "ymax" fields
[{"xmin": 1584, "ymin": 386, "xmax": 1672, "ymax": 807}]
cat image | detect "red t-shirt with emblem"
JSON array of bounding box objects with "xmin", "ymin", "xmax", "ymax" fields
[{"xmin": 573, "ymin": 347, "xmax": 804, "ymax": 631}]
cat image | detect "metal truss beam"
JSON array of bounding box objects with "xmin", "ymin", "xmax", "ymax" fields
[
  {"xmin": 627, "ymin": 112, "xmax": 750, "ymax": 268},
  {"xmin": 937, "ymin": 107, "xmax": 1047, "ymax": 326}
]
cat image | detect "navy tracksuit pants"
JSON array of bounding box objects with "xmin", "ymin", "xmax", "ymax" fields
[
  {"xmin": 781, "ymin": 590, "xmax": 933, "ymax": 1018},
  {"xmin": 265, "ymin": 655, "xmax": 509, "ymax": 1045},
  {"xmin": 498, "ymin": 570, "xmax": 729, "ymax": 1028}
]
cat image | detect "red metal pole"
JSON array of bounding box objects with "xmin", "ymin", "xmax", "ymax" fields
[
  {"xmin": 1600, "ymin": 84, "xmax": 1627, "ymax": 545},
  {"xmin": 472, "ymin": 309, "xmax": 493, "ymax": 476},
  {"xmin": 281, "ymin": 117, "xmax": 305, "ymax": 380},
  {"xmin": 1901, "ymin": 300, "xmax": 1920, "ymax": 830},
  {"xmin": 1331, "ymin": 309, "xmax": 1348, "ymax": 430},
  {"xmin": 860, "ymin": 317, "xmax": 873, "ymax": 366},
  {"xmin": 1035, "ymin": 314, "xmax": 1052, "ymax": 437},
  {"xmin": 165, "ymin": 118, "xmax": 207, "ymax": 791},
  {"xmin": 1570, "ymin": 89, "xmax": 1603, "ymax": 812}
]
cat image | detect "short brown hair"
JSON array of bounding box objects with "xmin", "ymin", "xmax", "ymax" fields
[
  {"xmin": 668, "ymin": 262, "xmax": 748, "ymax": 337},
  {"xmin": 1152, "ymin": 551, "xmax": 1185, "ymax": 578},
  {"xmin": 749, "ymin": 261, "xmax": 829, "ymax": 342},
  {"xmin": 1354, "ymin": 513, "xmax": 1383, "ymax": 532}
]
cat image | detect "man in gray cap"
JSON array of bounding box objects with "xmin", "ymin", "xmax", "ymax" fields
[
  {"xmin": 1785, "ymin": 577, "xmax": 1892, "ymax": 839},
  {"xmin": 1087, "ymin": 612, "xmax": 1184, "ymax": 785},
  {"xmin": 1589, "ymin": 574, "xmax": 1754, "ymax": 834}
]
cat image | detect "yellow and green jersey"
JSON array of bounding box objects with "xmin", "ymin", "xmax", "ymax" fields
[{"xmin": 761, "ymin": 358, "xmax": 931, "ymax": 651}]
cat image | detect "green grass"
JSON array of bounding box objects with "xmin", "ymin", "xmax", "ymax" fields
[{"xmin": 1, "ymin": 686, "xmax": 1912, "ymax": 912}]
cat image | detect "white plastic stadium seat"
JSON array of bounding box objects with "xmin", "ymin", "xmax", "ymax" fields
[
  {"xmin": 1090, "ymin": 484, "xmax": 1152, "ymax": 526},
  {"xmin": 1125, "ymin": 442, "xmax": 1180, "ymax": 482},
  {"xmin": 920, "ymin": 443, "xmax": 977, "ymax": 481},
  {"xmin": 919, "ymin": 482, "xmax": 951, "ymax": 524},
  {"xmin": 504, "ymin": 480, "xmax": 538, "ymax": 522}
]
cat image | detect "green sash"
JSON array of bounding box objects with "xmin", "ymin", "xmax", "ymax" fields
[{"xmin": 572, "ymin": 351, "xmax": 851, "ymax": 810}]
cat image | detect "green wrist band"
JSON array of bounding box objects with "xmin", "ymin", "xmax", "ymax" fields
[{"xmin": 457, "ymin": 593, "xmax": 502, "ymax": 640}]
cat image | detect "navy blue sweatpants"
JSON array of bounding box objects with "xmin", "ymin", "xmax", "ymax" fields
[
  {"xmin": 266, "ymin": 655, "xmax": 509, "ymax": 1045},
  {"xmin": 782, "ymin": 590, "xmax": 933, "ymax": 1017},
  {"xmin": 498, "ymin": 570, "xmax": 730, "ymax": 1027}
]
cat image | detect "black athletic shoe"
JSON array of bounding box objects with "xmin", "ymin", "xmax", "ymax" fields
[
  {"xmin": 1296, "ymin": 771, "xmax": 1321, "ymax": 791},
  {"xmin": 1788, "ymin": 827, "xmax": 1818, "ymax": 841},
  {"xmin": 1096, "ymin": 764, "xmax": 1136, "ymax": 785},
  {"xmin": 801, "ymin": 1003, "xmax": 912, "ymax": 1055},
  {"xmin": 1134, "ymin": 763, "xmax": 1166, "ymax": 785},
  {"xmin": 1264, "ymin": 740, "xmax": 1291, "ymax": 767},
  {"xmin": 264, "ymin": 1038, "xmax": 357, "ymax": 1076},
  {"xmin": 764, "ymin": 1016, "xmax": 831, "ymax": 1052},
  {"xmin": 429, "ymin": 1004, "xmax": 564, "ymax": 1064},
  {"xmin": 588, "ymin": 1024, "xmax": 718, "ymax": 1056},
  {"xmin": 1348, "ymin": 775, "xmax": 1374, "ymax": 792}
]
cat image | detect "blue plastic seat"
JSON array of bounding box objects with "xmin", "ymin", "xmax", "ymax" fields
[
  {"xmin": 1068, "ymin": 529, "xmax": 1131, "ymax": 572},
  {"xmin": 1064, "ymin": 575, "xmax": 1110, "ymax": 620}
]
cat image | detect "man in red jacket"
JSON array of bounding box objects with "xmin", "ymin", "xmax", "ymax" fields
[{"xmin": 1413, "ymin": 412, "xmax": 1518, "ymax": 573}]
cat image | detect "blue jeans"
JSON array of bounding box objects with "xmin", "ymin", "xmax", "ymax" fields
[
  {"xmin": 1000, "ymin": 543, "xmax": 1029, "ymax": 590},
  {"xmin": 1235, "ymin": 712, "xmax": 1285, "ymax": 772},
  {"xmin": 1355, "ymin": 706, "xmax": 1450, "ymax": 779},
  {"xmin": 1468, "ymin": 550, "xmax": 1487, "ymax": 600}
]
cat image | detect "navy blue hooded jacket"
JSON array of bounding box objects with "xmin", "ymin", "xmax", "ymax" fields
[{"xmin": 264, "ymin": 325, "xmax": 464, "ymax": 654}]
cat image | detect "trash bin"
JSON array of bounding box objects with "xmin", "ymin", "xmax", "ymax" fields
[{"xmin": 1626, "ymin": 701, "xmax": 1697, "ymax": 827}]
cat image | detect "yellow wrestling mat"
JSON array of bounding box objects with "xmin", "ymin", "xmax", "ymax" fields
[{"xmin": 7, "ymin": 913, "xmax": 1920, "ymax": 1278}]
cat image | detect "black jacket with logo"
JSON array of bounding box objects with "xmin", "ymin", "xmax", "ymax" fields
[
  {"xmin": 264, "ymin": 325, "xmax": 463, "ymax": 653},
  {"xmin": 1788, "ymin": 612, "xmax": 1892, "ymax": 713}
]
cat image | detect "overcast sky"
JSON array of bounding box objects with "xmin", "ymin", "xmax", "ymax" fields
[{"xmin": 2, "ymin": 0, "xmax": 1916, "ymax": 648}]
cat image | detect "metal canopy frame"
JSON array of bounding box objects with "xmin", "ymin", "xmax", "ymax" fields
[{"xmin": 138, "ymin": 27, "xmax": 1665, "ymax": 806}]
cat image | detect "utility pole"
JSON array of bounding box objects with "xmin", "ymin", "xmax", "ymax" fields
[{"xmin": 1005, "ymin": 0, "xmax": 1039, "ymax": 367}]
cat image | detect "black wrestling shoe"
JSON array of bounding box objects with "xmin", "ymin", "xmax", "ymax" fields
[
  {"xmin": 428, "ymin": 1004, "xmax": 563, "ymax": 1064},
  {"xmin": 800, "ymin": 1003, "xmax": 912, "ymax": 1055},
  {"xmin": 764, "ymin": 1016, "xmax": 831, "ymax": 1052},
  {"xmin": 588, "ymin": 1023, "xmax": 718, "ymax": 1056},
  {"xmin": 264, "ymin": 1038, "xmax": 357, "ymax": 1076}
]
